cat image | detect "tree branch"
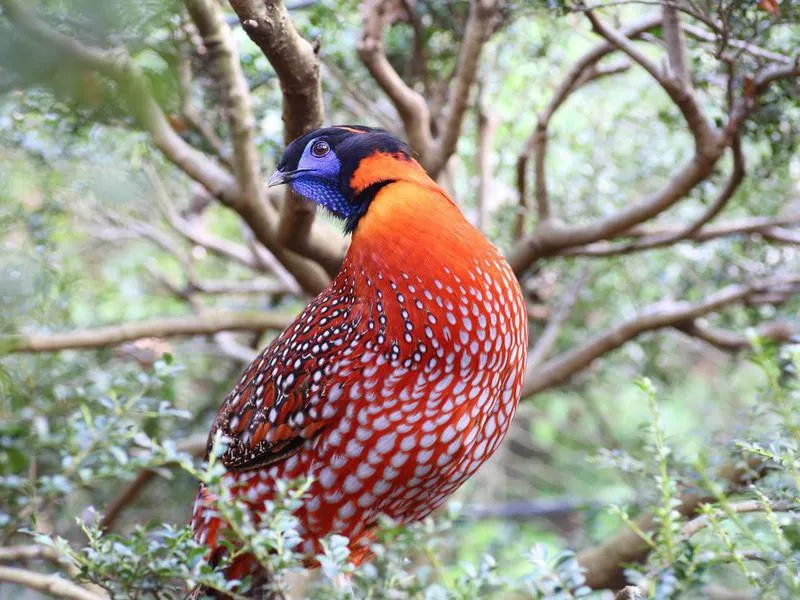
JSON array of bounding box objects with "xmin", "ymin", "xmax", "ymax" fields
[
  {"xmin": 1, "ymin": 0, "xmax": 330, "ymax": 295},
  {"xmin": 726, "ymin": 58, "xmax": 800, "ymax": 141},
  {"xmin": 578, "ymin": 456, "xmax": 766, "ymax": 590},
  {"xmin": 475, "ymin": 85, "xmax": 498, "ymax": 232},
  {"xmin": 82, "ymin": 204, "xmax": 195, "ymax": 273},
  {"xmin": 321, "ymin": 57, "xmax": 400, "ymax": 133},
  {"xmin": 228, "ymin": 0, "xmax": 323, "ymax": 143},
  {"xmin": 0, "ymin": 545, "xmax": 81, "ymax": 581},
  {"xmin": 677, "ymin": 320, "xmax": 798, "ymax": 352},
  {"xmin": 177, "ymin": 42, "xmax": 232, "ymax": 168},
  {"xmin": 0, "ymin": 565, "xmax": 105, "ymax": 600},
  {"xmin": 761, "ymin": 227, "xmax": 800, "ymax": 245},
  {"xmin": 246, "ymin": 235, "xmax": 305, "ymax": 296},
  {"xmin": 559, "ymin": 214, "xmax": 800, "ymax": 257},
  {"xmin": 553, "ymin": 132, "xmax": 747, "ymax": 258},
  {"xmin": 2, "ymin": 312, "xmax": 294, "ymax": 354},
  {"xmin": 186, "ymin": 277, "xmax": 289, "ymax": 296},
  {"xmin": 0, "ymin": 0, "xmax": 238, "ymax": 204},
  {"xmin": 515, "ymin": 15, "xmax": 660, "ymax": 237},
  {"xmin": 228, "ymin": 0, "xmax": 346, "ymax": 279},
  {"xmin": 662, "ymin": 3, "xmax": 689, "ymax": 87},
  {"xmin": 276, "ymin": 210, "xmax": 348, "ymax": 280},
  {"xmin": 144, "ymin": 167, "xmax": 265, "ymax": 272},
  {"xmin": 213, "ymin": 332, "xmax": 261, "ymax": 363},
  {"xmin": 680, "ymin": 22, "xmax": 793, "ymax": 66},
  {"xmin": 523, "ymin": 275, "xmax": 800, "ymax": 396},
  {"xmin": 509, "ymin": 150, "xmax": 725, "ymax": 273},
  {"xmin": 357, "ymin": 0, "xmax": 499, "ymax": 176},
  {"xmin": 100, "ymin": 434, "xmax": 207, "ymax": 532},
  {"xmin": 528, "ymin": 57, "xmax": 634, "ymax": 224},
  {"xmin": 145, "ymin": 166, "xmax": 308, "ymax": 296},
  {"xmin": 0, "ymin": 545, "xmax": 64, "ymax": 564},
  {"xmin": 461, "ymin": 497, "xmax": 591, "ymax": 521},
  {"xmin": 585, "ymin": 8, "xmax": 718, "ymax": 153},
  {"xmin": 357, "ymin": 0, "xmax": 434, "ymax": 158},
  {"xmin": 508, "ymin": 12, "xmax": 729, "ymax": 274},
  {"xmin": 186, "ymin": 0, "xmax": 266, "ymax": 216},
  {"xmin": 680, "ymin": 499, "xmax": 796, "ymax": 539},
  {"xmin": 509, "ymin": 26, "xmax": 797, "ymax": 275},
  {"xmin": 527, "ymin": 269, "xmax": 589, "ymax": 370},
  {"xmin": 426, "ymin": 0, "xmax": 500, "ymax": 175}
]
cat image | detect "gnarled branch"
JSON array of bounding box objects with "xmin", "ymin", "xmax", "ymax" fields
[
  {"xmin": 227, "ymin": 0, "xmax": 346, "ymax": 279},
  {"xmin": 357, "ymin": 0, "xmax": 433, "ymax": 156},
  {"xmin": 425, "ymin": 0, "xmax": 500, "ymax": 175},
  {"xmin": 515, "ymin": 14, "xmax": 659, "ymax": 236},
  {"xmin": 509, "ymin": 151, "xmax": 727, "ymax": 273},
  {"xmin": 186, "ymin": 0, "xmax": 267, "ymax": 216},
  {"xmin": 358, "ymin": 0, "xmax": 499, "ymax": 177},
  {"xmin": 662, "ymin": 4, "xmax": 689, "ymax": 87},
  {"xmin": 586, "ymin": 8, "xmax": 718, "ymax": 150},
  {"xmin": 508, "ymin": 11, "xmax": 799, "ymax": 276}
]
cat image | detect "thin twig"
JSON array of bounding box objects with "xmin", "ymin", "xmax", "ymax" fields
[
  {"xmin": 680, "ymin": 500, "xmax": 797, "ymax": 539},
  {"xmin": 558, "ymin": 214, "xmax": 800, "ymax": 258},
  {"xmin": 527, "ymin": 269, "xmax": 589, "ymax": 369},
  {"xmin": 3, "ymin": 312, "xmax": 295, "ymax": 353},
  {"xmin": 578, "ymin": 456, "xmax": 766, "ymax": 590},
  {"xmin": 100, "ymin": 435, "xmax": 207, "ymax": 531}
]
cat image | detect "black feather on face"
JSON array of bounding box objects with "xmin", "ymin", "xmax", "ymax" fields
[{"xmin": 268, "ymin": 126, "xmax": 413, "ymax": 233}]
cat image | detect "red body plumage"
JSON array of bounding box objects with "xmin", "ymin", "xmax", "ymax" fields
[{"xmin": 191, "ymin": 139, "xmax": 527, "ymax": 585}]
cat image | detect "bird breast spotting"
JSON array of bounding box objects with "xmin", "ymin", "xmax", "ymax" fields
[{"xmin": 191, "ymin": 126, "xmax": 528, "ymax": 584}]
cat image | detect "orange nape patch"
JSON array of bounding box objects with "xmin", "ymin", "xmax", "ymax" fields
[{"xmin": 350, "ymin": 152, "xmax": 435, "ymax": 193}]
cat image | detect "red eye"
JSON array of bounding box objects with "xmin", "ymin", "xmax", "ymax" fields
[{"xmin": 311, "ymin": 140, "xmax": 330, "ymax": 158}]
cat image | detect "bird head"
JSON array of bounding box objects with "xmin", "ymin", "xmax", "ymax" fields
[{"xmin": 269, "ymin": 126, "xmax": 429, "ymax": 233}]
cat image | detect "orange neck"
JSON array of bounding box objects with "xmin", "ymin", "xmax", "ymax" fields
[
  {"xmin": 346, "ymin": 153, "xmax": 487, "ymax": 268},
  {"xmin": 348, "ymin": 181, "xmax": 490, "ymax": 282}
]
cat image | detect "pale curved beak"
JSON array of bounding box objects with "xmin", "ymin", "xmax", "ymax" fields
[
  {"xmin": 268, "ymin": 168, "xmax": 310, "ymax": 187},
  {"xmin": 268, "ymin": 169, "xmax": 289, "ymax": 187}
]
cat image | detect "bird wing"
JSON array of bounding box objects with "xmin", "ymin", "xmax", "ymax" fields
[{"xmin": 206, "ymin": 296, "xmax": 354, "ymax": 472}]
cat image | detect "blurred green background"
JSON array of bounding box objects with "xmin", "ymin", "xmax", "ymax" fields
[{"xmin": 1, "ymin": 0, "xmax": 799, "ymax": 598}]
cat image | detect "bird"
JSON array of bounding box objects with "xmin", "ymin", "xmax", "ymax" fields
[{"xmin": 190, "ymin": 125, "xmax": 528, "ymax": 593}]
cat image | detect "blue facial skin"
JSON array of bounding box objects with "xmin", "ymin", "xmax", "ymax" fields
[{"xmin": 288, "ymin": 139, "xmax": 351, "ymax": 218}]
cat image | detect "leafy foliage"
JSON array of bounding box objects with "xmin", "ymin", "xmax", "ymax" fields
[{"xmin": 1, "ymin": 341, "xmax": 798, "ymax": 598}]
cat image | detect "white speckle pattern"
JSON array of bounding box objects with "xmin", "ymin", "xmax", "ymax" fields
[{"xmin": 191, "ymin": 185, "xmax": 528, "ymax": 575}]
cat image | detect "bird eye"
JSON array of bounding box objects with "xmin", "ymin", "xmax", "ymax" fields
[{"xmin": 311, "ymin": 140, "xmax": 330, "ymax": 158}]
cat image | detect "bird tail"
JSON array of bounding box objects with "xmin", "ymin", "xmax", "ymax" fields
[
  {"xmin": 190, "ymin": 485, "xmax": 274, "ymax": 598},
  {"xmin": 188, "ymin": 554, "xmax": 270, "ymax": 599}
]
